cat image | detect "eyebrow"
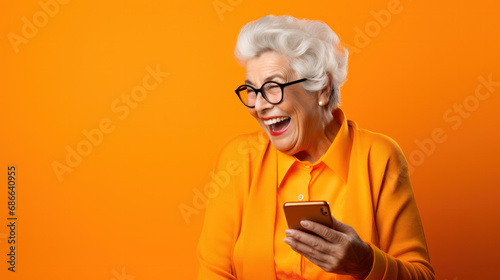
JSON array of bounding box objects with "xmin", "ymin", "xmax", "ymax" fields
[{"xmin": 245, "ymin": 74, "xmax": 285, "ymax": 86}]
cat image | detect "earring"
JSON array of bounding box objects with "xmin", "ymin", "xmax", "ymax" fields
[{"xmin": 319, "ymin": 101, "xmax": 323, "ymax": 106}]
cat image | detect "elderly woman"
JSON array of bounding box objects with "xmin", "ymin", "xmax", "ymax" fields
[{"xmin": 197, "ymin": 15, "xmax": 434, "ymax": 280}]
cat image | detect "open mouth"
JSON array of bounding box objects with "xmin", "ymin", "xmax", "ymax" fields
[{"xmin": 263, "ymin": 117, "xmax": 291, "ymax": 135}]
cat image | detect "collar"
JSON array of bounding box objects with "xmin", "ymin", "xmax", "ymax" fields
[{"xmin": 276, "ymin": 108, "xmax": 352, "ymax": 186}]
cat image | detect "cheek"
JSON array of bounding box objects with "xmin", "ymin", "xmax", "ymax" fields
[
  {"xmin": 289, "ymin": 106, "xmax": 316, "ymax": 140},
  {"xmin": 291, "ymin": 108, "xmax": 310, "ymax": 127},
  {"xmin": 286, "ymin": 94, "xmax": 315, "ymax": 123}
]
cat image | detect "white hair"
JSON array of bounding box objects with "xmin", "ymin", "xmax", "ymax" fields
[{"xmin": 235, "ymin": 15, "xmax": 349, "ymax": 109}]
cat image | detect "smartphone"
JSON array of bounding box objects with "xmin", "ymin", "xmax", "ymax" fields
[{"xmin": 283, "ymin": 201, "xmax": 334, "ymax": 237}]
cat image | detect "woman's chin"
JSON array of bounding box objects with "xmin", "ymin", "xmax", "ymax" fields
[
  {"xmin": 269, "ymin": 135, "xmax": 296, "ymax": 154},
  {"xmin": 262, "ymin": 123, "xmax": 296, "ymax": 153}
]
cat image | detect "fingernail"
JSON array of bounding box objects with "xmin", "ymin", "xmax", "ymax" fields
[
  {"xmin": 285, "ymin": 229, "xmax": 293, "ymax": 236},
  {"xmin": 300, "ymin": 220, "xmax": 309, "ymax": 228},
  {"xmin": 283, "ymin": 238, "xmax": 291, "ymax": 245}
]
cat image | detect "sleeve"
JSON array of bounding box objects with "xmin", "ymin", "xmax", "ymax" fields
[
  {"xmin": 364, "ymin": 136, "xmax": 435, "ymax": 280},
  {"xmin": 196, "ymin": 136, "xmax": 250, "ymax": 279}
]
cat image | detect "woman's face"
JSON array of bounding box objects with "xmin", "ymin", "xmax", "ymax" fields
[{"xmin": 245, "ymin": 51, "xmax": 325, "ymax": 157}]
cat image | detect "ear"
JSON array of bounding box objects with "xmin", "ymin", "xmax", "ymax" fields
[{"xmin": 318, "ymin": 73, "xmax": 333, "ymax": 106}]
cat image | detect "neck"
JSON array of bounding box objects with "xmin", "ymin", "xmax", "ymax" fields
[{"xmin": 294, "ymin": 110, "xmax": 340, "ymax": 164}]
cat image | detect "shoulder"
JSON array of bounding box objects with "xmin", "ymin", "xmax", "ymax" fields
[
  {"xmin": 216, "ymin": 130, "xmax": 270, "ymax": 164},
  {"xmin": 349, "ymin": 120, "xmax": 405, "ymax": 162},
  {"xmin": 211, "ymin": 131, "xmax": 270, "ymax": 199},
  {"xmin": 348, "ymin": 121, "xmax": 410, "ymax": 183}
]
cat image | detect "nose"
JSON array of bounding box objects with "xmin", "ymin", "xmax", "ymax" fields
[{"xmin": 254, "ymin": 92, "xmax": 273, "ymax": 113}]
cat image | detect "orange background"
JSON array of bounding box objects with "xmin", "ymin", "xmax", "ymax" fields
[{"xmin": 1, "ymin": 0, "xmax": 499, "ymax": 279}]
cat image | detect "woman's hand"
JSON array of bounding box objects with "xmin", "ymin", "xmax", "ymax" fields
[{"xmin": 283, "ymin": 217, "xmax": 374, "ymax": 279}]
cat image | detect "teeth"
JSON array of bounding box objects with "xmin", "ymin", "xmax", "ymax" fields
[{"xmin": 263, "ymin": 117, "xmax": 289, "ymax": 126}]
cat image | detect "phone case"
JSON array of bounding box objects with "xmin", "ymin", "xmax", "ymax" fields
[{"xmin": 283, "ymin": 201, "xmax": 334, "ymax": 236}]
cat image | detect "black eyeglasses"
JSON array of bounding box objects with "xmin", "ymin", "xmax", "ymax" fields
[{"xmin": 234, "ymin": 78, "xmax": 308, "ymax": 108}]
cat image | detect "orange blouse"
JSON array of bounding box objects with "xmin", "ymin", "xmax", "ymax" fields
[{"xmin": 197, "ymin": 108, "xmax": 435, "ymax": 279}]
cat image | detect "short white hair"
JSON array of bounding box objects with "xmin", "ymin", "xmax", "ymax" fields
[{"xmin": 235, "ymin": 15, "xmax": 349, "ymax": 109}]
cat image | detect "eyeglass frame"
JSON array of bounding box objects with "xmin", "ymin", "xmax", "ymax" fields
[{"xmin": 234, "ymin": 78, "xmax": 308, "ymax": 108}]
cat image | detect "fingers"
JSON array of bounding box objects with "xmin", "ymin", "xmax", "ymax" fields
[
  {"xmin": 284, "ymin": 219, "xmax": 368, "ymax": 276},
  {"xmin": 286, "ymin": 240, "xmax": 335, "ymax": 273},
  {"xmin": 284, "ymin": 232, "xmax": 332, "ymax": 261},
  {"xmin": 284, "ymin": 230, "xmax": 338, "ymax": 273},
  {"xmin": 285, "ymin": 228, "xmax": 337, "ymax": 255},
  {"xmin": 300, "ymin": 220, "xmax": 345, "ymax": 244}
]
